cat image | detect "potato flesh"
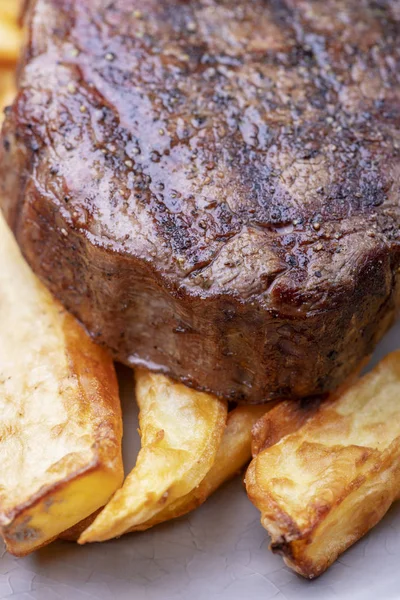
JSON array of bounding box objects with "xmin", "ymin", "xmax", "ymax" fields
[
  {"xmin": 0, "ymin": 2, "xmax": 20, "ymax": 121},
  {"xmin": 131, "ymin": 404, "xmax": 270, "ymax": 531},
  {"xmin": 0, "ymin": 68, "xmax": 16, "ymax": 116},
  {"xmin": 61, "ymin": 404, "xmax": 270, "ymax": 541},
  {"xmin": 246, "ymin": 351, "xmax": 400, "ymax": 579},
  {"xmin": 0, "ymin": 214, "xmax": 124, "ymax": 555},
  {"xmin": 79, "ymin": 370, "xmax": 227, "ymax": 543},
  {"xmin": 0, "ymin": 0, "xmax": 22, "ymax": 25}
]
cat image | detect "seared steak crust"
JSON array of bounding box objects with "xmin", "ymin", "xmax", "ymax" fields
[{"xmin": 1, "ymin": 0, "xmax": 399, "ymax": 402}]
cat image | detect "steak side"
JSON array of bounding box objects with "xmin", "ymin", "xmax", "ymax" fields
[{"xmin": 1, "ymin": 0, "xmax": 399, "ymax": 403}]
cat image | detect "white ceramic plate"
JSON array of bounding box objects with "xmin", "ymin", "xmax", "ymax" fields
[{"xmin": 1, "ymin": 321, "xmax": 399, "ymax": 600}]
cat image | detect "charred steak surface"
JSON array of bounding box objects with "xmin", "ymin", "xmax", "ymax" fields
[{"xmin": 1, "ymin": 0, "xmax": 399, "ymax": 402}]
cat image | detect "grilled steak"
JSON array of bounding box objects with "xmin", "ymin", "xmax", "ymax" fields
[{"xmin": 1, "ymin": 0, "xmax": 399, "ymax": 403}]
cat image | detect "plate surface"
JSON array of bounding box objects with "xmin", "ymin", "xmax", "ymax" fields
[{"xmin": 1, "ymin": 321, "xmax": 399, "ymax": 600}]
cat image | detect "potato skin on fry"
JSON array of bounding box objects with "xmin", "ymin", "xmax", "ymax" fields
[
  {"xmin": 59, "ymin": 509, "xmax": 102, "ymax": 542},
  {"xmin": 0, "ymin": 0, "xmax": 23, "ymax": 24},
  {"xmin": 246, "ymin": 351, "xmax": 400, "ymax": 579},
  {"xmin": 0, "ymin": 69, "xmax": 16, "ymax": 120},
  {"xmin": 79, "ymin": 370, "xmax": 227, "ymax": 543},
  {"xmin": 0, "ymin": 214, "xmax": 124, "ymax": 555},
  {"xmin": 251, "ymin": 362, "xmax": 368, "ymax": 457}
]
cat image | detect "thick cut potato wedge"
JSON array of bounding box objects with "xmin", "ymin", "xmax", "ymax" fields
[
  {"xmin": 0, "ymin": 0, "xmax": 20, "ymax": 121},
  {"xmin": 0, "ymin": 69, "xmax": 16, "ymax": 119},
  {"xmin": 0, "ymin": 0, "xmax": 22, "ymax": 24},
  {"xmin": 0, "ymin": 214, "xmax": 123, "ymax": 555},
  {"xmin": 80, "ymin": 370, "xmax": 227, "ymax": 543},
  {"xmin": 130, "ymin": 404, "xmax": 270, "ymax": 531},
  {"xmin": 61, "ymin": 404, "xmax": 270, "ymax": 541},
  {"xmin": 59, "ymin": 510, "xmax": 102, "ymax": 542},
  {"xmin": 0, "ymin": 19, "xmax": 21, "ymax": 64},
  {"xmin": 251, "ymin": 361, "xmax": 368, "ymax": 458},
  {"xmin": 246, "ymin": 351, "xmax": 400, "ymax": 579},
  {"xmin": 251, "ymin": 397, "xmax": 322, "ymax": 457}
]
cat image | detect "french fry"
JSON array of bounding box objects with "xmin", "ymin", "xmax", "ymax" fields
[
  {"xmin": 0, "ymin": 0, "xmax": 20, "ymax": 119},
  {"xmin": 131, "ymin": 404, "xmax": 270, "ymax": 531},
  {"xmin": 0, "ymin": 213, "xmax": 124, "ymax": 555},
  {"xmin": 246, "ymin": 351, "xmax": 400, "ymax": 579},
  {"xmin": 61, "ymin": 404, "xmax": 271, "ymax": 541},
  {"xmin": 252, "ymin": 397, "xmax": 322, "ymax": 457},
  {"xmin": 59, "ymin": 510, "xmax": 102, "ymax": 542},
  {"xmin": 0, "ymin": 0, "xmax": 23, "ymax": 24},
  {"xmin": 79, "ymin": 370, "xmax": 228, "ymax": 543},
  {"xmin": 0, "ymin": 19, "xmax": 21, "ymax": 64},
  {"xmin": 251, "ymin": 360, "xmax": 370, "ymax": 458},
  {"xmin": 0, "ymin": 68, "xmax": 16, "ymax": 120}
]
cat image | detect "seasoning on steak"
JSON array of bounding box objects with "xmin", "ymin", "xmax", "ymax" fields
[{"xmin": 1, "ymin": 0, "xmax": 399, "ymax": 403}]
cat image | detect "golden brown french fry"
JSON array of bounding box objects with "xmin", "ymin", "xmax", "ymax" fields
[
  {"xmin": 61, "ymin": 404, "xmax": 270, "ymax": 541},
  {"xmin": 0, "ymin": 0, "xmax": 22, "ymax": 24},
  {"xmin": 0, "ymin": 213, "xmax": 124, "ymax": 556},
  {"xmin": 59, "ymin": 510, "xmax": 102, "ymax": 542},
  {"xmin": 246, "ymin": 351, "xmax": 400, "ymax": 579},
  {"xmin": 0, "ymin": 0, "xmax": 20, "ymax": 119},
  {"xmin": 0, "ymin": 20, "xmax": 21, "ymax": 64},
  {"xmin": 251, "ymin": 359, "xmax": 369, "ymax": 457},
  {"xmin": 131, "ymin": 404, "xmax": 271, "ymax": 531},
  {"xmin": 79, "ymin": 371, "xmax": 227, "ymax": 543},
  {"xmin": 0, "ymin": 68, "xmax": 16, "ymax": 120},
  {"xmin": 252, "ymin": 397, "xmax": 322, "ymax": 457}
]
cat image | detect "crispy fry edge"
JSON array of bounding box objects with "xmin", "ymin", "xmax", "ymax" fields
[{"xmin": 246, "ymin": 351, "xmax": 400, "ymax": 578}]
